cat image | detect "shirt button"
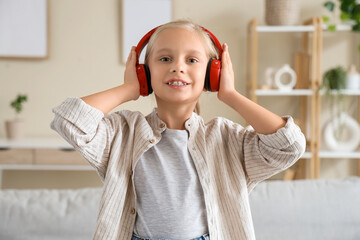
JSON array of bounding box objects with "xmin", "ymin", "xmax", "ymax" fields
[
  {"xmin": 130, "ymin": 208, "xmax": 136, "ymax": 214},
  {"xmin": 159, "ymin": 123, "xmax": 165, "ymax": 128},
  {"xmin": 149, "ymin": 139, "xmax": 155, "ymax": 143}
]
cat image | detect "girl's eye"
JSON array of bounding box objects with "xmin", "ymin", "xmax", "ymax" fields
[
  {"xmin": 160, "ymin": 57, "xmax": 171, "ymax": 62},
  {"xmin": 188, "ymin": 58, "xmax": 198, "ymax": 63},
  {"xmin": 189, "ymin": 58, "xmax": 199, "ymax": 63}
]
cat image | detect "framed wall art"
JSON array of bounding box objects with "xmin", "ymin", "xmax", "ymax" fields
[{"xmin": 0, "ymin": 0, "xmax": 49, "ymax": 59}]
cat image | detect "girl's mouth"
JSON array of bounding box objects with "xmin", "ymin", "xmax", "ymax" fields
[{"xmin": 167, "ymin": 80, "xmax": 189, "ymax": 86}]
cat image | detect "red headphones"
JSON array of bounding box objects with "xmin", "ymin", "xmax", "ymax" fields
[{"xmin": 135, "ymin": 25, "xmax": 223, "ymax": 96}]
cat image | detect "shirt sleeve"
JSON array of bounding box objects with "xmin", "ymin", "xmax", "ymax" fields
[
  {"xmin": 241, "ymin": 116, "xmax": 306, "ymax": 191},
  {"xmin": 50, "ymin": 97, "xmax": 120, "ymax": 181}
]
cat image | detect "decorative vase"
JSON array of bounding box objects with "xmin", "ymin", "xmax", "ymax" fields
[
  {"xmin": 5, "ymin": 119, "xmax": 24, "ymax": 140},
  {"xmin": 265, "ymin": 0, "xmax": 299, "ymax": 26},
  {"xmin": 346, "ymin": 64, "xmax": 360, "ymax": 89},
  {"xmin": 324, "ymin": 112, "xmax": 360, "ymax": 151}
]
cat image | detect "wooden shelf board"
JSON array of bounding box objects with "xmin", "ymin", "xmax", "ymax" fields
[
  {"xmin": 319, "ymin": 150, "xmax": 360, "ymax": 159},
  {"xmin": 256, "ymin": 24, "xmax": 351, "ymax": 33},
  {"xmin": 0, "ymin": 137, "xmax": 73, "ymax": 149},
  {"xmin": 319, "ymin": 89, "xmax": 360, "ymax": 96},
  {"xmin": 0, "ymin": 164, "xmax": 93, "ymax": 171},
  {"xmin": 256, "ymin": 25, "xmax": 315, "ymax": 32},
  {"xmin": 301, "ymin": 151, "xmax": 312, "ymax": 159},
  {"xmin": 255, "ymin": 89, "xmax": 313, "ymax": 96}
]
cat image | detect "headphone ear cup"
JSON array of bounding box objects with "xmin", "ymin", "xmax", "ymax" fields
[
  {"xmin": 204, "ymin": 59, "xmax": 221, "ymax": 92},
  {"xmin": 136, "ymin": 64, "xmax": 152, "ymax": 96},
  {"xmin": 143, "ymin": 64, "xmax": 153, "ymax": 95}
]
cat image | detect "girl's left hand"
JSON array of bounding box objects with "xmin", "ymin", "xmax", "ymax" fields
[{"xmin": 217, "ymin": 43, "xmax": 236, "ymax": 102}]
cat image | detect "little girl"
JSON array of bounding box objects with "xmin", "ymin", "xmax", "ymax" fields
[{"xmin": 51, "ymin": 19, "xmax": 305, "ymax": 240}]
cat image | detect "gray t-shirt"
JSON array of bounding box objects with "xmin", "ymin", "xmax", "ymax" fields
[{"xmin": 133, "ymin": 128, "xmax": 208, "ymax": 239}]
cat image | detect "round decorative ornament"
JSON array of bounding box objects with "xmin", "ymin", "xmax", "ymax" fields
[
  {"xmin": 274, "ymin": 64, "xmax": 297, "ymax": 90},
  {"xmin": 324, "ymin": 112, "xmax": 360, "ymax": 151}
]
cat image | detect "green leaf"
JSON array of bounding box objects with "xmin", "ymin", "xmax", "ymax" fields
[
  {"xmin": 356, "ymin": 13, "xmax": 360, "ymax": 21},
  {"xmin": 340, "ymin": 0, "xmax": 355, "ymax": 14},
  {"xmin": 340, "ymin": 12, "xmax": 350, "ymax": 21},
  {"xmin": 328, "ymin": 24, "xmax": 337, "ymax": 31},
  {"xmin": 358, "ymin": 43, "xmax": 360, "ymax": 52},
  {"xmin": 352, "ymin": 23, "xmax": 360, "ymax": 31},
  {"xmin": 322, "ymin": 16, "xmax": 330, "ymax": 22},
  {"xmin": 324, "ymin": 1, "xmax": 335, "ymax": 11},
  {"xmin": 10, "ymin": 94, "xmax": 27, "ymax": 114},
  {"xmin": 351, "ymin": 5, "xmax": 360, "ymax": 20}
]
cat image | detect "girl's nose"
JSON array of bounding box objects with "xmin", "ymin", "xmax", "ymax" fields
[{"xmin": 170, "ymin": 60, "xmax": 185, "ymax": 73}]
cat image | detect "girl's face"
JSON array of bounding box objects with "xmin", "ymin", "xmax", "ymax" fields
[{"xmin": 148, "ymin": 27, "xmax": 209, "ymax": 107}]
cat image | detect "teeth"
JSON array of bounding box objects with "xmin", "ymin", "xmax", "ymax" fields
[{"xmin": 168, "ymin": 81, "xmax": 187, "ymax": 86}]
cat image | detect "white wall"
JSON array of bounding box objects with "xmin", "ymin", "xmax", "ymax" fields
[{"xmin": 0, "ymin": 0, "xmax": 358, "ymax": 188}]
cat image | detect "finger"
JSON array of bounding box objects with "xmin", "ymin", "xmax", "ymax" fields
[
  {"xmin": 223, "ymin": 43, "xmax": 233, "ymax": 69},
  {"xmin": 221, "ymin": 43, "xmax": 229, "ymax": 68},
  {"xmin": 126, "ymin": 46, "xmax": 136, "ymax": 65}
]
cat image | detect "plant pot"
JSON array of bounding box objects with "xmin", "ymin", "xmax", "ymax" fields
[
  {"xmin": 5, "ymin": 119, "xmax": 24, "ymax": 140},
  {"xmin": 265, "ymin": 0, "xmax": 299, "ymax": 26}
]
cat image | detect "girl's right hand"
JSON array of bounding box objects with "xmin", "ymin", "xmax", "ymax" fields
[{"xmin": 124, "ymin": 46, "xmax": 140, "ymax": 100}]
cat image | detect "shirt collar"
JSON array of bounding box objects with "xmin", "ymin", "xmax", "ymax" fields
[{"xmin": 146, "ymin": 108, "xmax": 201, "ymax": 135}]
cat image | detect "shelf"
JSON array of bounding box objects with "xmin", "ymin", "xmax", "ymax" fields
[
  {"xmin": 255, "ymin": 89, "xmax": 313, "ymax": 96},
  {"xmin": 256, "ymin": 25, "xmax": 315, "ymax": 32},
  {"xmin": 256, "ymin": 24, "xmax": 351, "ymax": 33},
  {"xmin": 319, "ymin": 151, "xmax": 360, "ymax": 159},
  {"xmin": 301, "ymin": 151, "xmax": 312, "ymax": 159},
  {"xmin": 0, "ymin": 164, "xmax": 93, "ymax": 171},
  {"xmin": 0, "ymin": 137, "xmax": 73, "ymax": 149},
  {"xmin": 319, "ymin": 89, "xmax": 360, "ymax": 96}
]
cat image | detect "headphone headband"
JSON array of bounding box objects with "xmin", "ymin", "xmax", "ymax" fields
[{"xmin": 135, "ymin": 25, "xmax": 223, "ymax": 65}]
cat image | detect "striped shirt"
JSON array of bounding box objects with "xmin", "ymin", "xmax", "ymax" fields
[{"xmin": 51, "ymin": 97, "xmax": 306, "ymax": 240}]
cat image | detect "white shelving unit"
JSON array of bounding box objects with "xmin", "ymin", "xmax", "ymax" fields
[
  {"xmin": 320, "ymin": 89, "xmax": 360, "ymax": 96},
  {"xmin": 247, "ymin": 18, "xmax": 322, "ymax": 179},
  {"xmin": 255, "ymin": 89, "xmax": 313, "ymax": 96},
  {"xmin": 246, "ymin": 17, "xmax": 360, "ymax": 179},
  {"xmin": 256, "ymin": 24, "xmax": 351, "ymax": 33},
  {"xmin": 319, "ymin": 151, "xmax": 360, "ymax": 159}
]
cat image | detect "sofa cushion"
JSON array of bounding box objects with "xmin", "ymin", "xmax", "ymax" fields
[
  {"xmin": 0, "ymin": 187, "xmax": 101, "ymax": 240},
  {"xmin": 250, "ymin": 177, "xmax": 360, "ymax": 240}
]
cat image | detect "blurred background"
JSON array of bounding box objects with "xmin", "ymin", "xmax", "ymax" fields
[{"xmin": 0, "ymin": 0, "xmax": 359, "ymax": 189}]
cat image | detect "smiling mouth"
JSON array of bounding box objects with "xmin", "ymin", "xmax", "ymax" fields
[{"xmin": 167, "ymin": 80, "xmax": 190, "ymax": 86}]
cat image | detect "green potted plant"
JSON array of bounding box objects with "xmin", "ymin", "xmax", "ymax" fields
[
  {"xmin": 5, "ymin": 94, "xmax": 28, "ymax": 139},
  {"xmin": 322, "ymin": 66, "xmax": 347, "ymax": 93},
  {"xmin": 321, "ymin": 66, "xmax": 351, "ymax": 144},
  {"xmin": 323, "ymin": 0, "xmax": 360, "ymax": 51}
]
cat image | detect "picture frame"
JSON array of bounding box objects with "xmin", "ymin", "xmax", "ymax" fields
[{"xmin": 0, "ymin": 0, "xmax": 49, "ymax": 59}]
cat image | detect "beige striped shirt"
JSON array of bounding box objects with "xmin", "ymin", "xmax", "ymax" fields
[{"xmin": 51, "ymin": 97, "xmax": 306, "ymax": 240}]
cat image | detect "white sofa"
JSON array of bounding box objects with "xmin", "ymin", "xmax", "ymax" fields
[
  {"xmin": 250, "ymin": 177, "xmax": 360, "ymax": 240},
  {"xmin": 1, "ymin": 177, "xmax": 359, "ymax": 240}
]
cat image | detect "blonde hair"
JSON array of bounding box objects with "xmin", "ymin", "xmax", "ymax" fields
[{"xmin": 144, "ymin": 19, "xmax": 219, "ymax": 65}]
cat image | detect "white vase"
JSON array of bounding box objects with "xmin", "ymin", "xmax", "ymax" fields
[
  {"xmin": 324, "ymin": 112, "xmax": 360, "ymax": 151},
  {"xmin": 5, "ymin": 119, "xmax": 24, "ymax": 140},
  {"xmin": 346, "ymin": 64, "xmax": 360, "ymax": 89}
]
